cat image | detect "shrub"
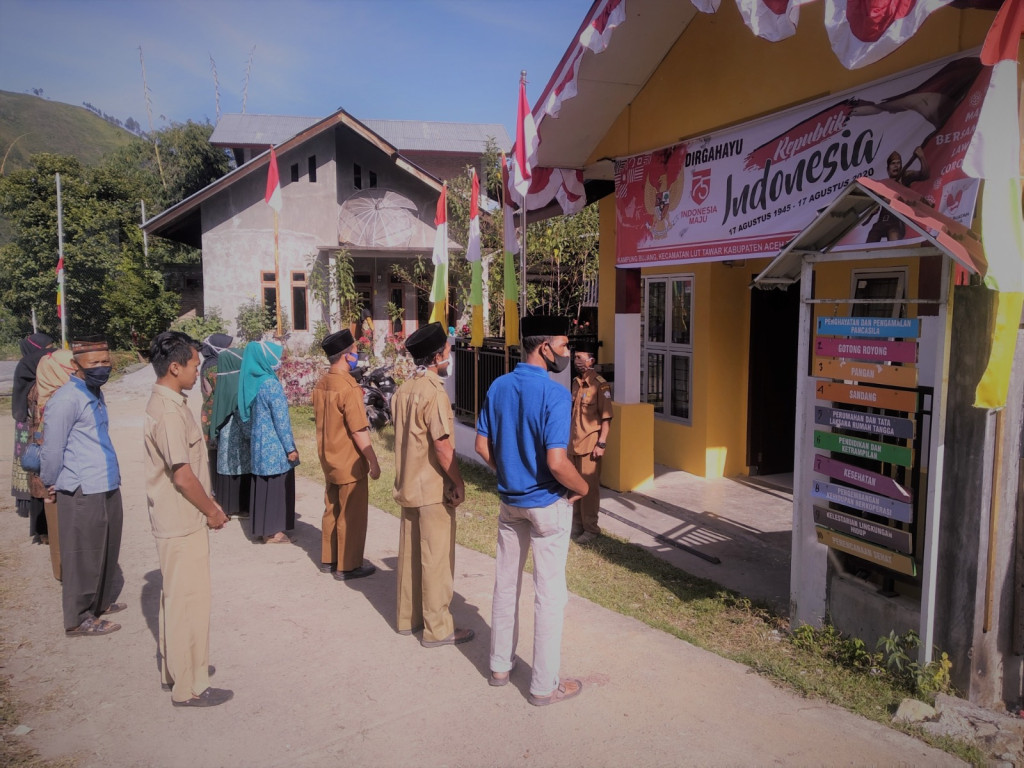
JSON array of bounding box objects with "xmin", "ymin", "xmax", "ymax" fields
[
  {"xmin": 172, "ymin": 307, "xmax": 228, "ymax": 341},
  {"xmin": 277, "ymin": 353, "xmax": 328, "ymax": 406},
  {"xmin": 236, "ymin": 298, "xmax": 273, "ymax": 342}
]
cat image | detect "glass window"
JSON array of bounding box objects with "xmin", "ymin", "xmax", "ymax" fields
[
  {"xmin": 354, "ymin": 163, "xmax": 362, "ymax": 190},
  {"xmin": 290, "ymin": 163, "xmax": 299, "ymax": 183},
  {"xmin": 642, "ymin": 274, "xmax": 693, "ymax": 424},
  {"xmin": 851, "ymin": 269, "xmax": 906, "ymax": 318},
  {"xmin": 307, "ymin": 156, "xmax": 317, "ymax": 183},
  {"xmin": 291, "ymin": 272, "xmax": 308, "ymax": 331}
]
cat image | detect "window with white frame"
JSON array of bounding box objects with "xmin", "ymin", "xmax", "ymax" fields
[
  {"xmin": 642, "ymin": 274, "xmax": 693, "ymax": 423},
  {"xmin": 850, "ymin": 268, "xmax": 907, "ymax": 318}
]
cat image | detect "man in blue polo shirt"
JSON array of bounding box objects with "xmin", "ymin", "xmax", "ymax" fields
[
  {"xmin": 475, "ymin": 315, "xmax": 589, "ymax": 707},
  {"xmin": 41, "ymin": 337, "xmax": 124, "ymax": 637}
]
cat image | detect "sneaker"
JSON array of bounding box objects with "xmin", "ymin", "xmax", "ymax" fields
[{"xmin": 172, "ymin": 687, "xmax": 234, "ymax": 708}]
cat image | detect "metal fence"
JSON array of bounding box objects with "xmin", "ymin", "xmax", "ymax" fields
[{"xmin": 453, "ymin": 335, "xmax": 600, "ymax": 423}]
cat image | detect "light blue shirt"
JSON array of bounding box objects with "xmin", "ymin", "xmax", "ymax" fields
[{"xmin": 40, "ymin": 376, "xmax": 121, "ymax": 493}]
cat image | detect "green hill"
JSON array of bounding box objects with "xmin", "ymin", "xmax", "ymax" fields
[{"xmin": 0, "ymin": 90, "xmax": 135, "ymax": 175}]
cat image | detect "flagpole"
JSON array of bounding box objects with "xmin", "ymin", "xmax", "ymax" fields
[
  {"xmin": 56, "ymin": 172, "xmax": 67, "ymax": 349},
  {"xmin": 519, "ymin": 70, "xmax": 528, "ymax": 320},
  {"xmin": 274, "ymin": 208, "xmax": 282, "ymax": 336}
]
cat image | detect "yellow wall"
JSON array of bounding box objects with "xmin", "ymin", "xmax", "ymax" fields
[{"xmin": 595, "ymin": 2, "xmax": 990, "ymax": 477}]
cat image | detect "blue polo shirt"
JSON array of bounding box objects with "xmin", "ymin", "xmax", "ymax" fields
[
  {"xmin": 40, "ymin": 376, "xmax": 120, "ymax": 494},
  {"xmin": 477, "ymin": 362, "xmax": 570, "ymax": 508}
]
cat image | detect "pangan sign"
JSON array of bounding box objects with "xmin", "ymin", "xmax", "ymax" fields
[{"xmin": 615, "ymin": 52, "xmax": 988, "ymax": 267}]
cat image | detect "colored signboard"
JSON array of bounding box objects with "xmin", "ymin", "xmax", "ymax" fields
[
  {"xmin": 813, "ymin": 358, "xmax": 919, "ymax": 389},
  {"xmin": 815, "ymin": 337, "xmax": 917, "ymax": 364},
  {"xmin": 812, "ymin": 454, "xmax": 912, "ymax": 502},
  {"xmin": 812, "ymin": 479, "xmax": 914, "ymax": 522},
  {"xmin": 814, "ymin": 406, "xmax": 915, "ymax": 440},
  {"xmin": 813, "ymin": 506, "xmax": 914, "ymax": 554},
  {"xmin": 817, "ymin": 317, "xmax": 920, "ymax": 339},
  {"xmin": 816, "ymin": 527, "xmax": 917, "ymax": 576},
  {"xmin": 816, "ymin": 381, "xmax": 918, "ymax": 412},
  {"xmin": 813, "ymin": 430, "xmax": 913, "ymax": 467}
]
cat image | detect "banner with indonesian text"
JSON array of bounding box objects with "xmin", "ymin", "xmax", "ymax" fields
[{"xmin": 615, "ymin": 52, "xmax": 988, "ymax": 267}]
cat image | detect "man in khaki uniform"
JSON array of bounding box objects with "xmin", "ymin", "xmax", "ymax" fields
[
  {"xmin": 569, "ymin": 340, "xmax": 613, "ymax": 543},
  {"xmin": 392, "ymin": 322, "xmax": 473, "ymax": 648},
  {"xmin": 144, "ymin": 331, "xmax": 233, "ymax": 708},
  {"xmin": 312, "ymin": 329, "xmax": 381, "ymax": 581}
]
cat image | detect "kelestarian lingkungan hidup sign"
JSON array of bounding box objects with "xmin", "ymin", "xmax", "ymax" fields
[{"xmin": 614, "ymin": 52, "xmax": 986, "ymax": 267}]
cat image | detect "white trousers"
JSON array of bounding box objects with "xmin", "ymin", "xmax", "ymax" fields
[{"xmin": 489, "ymin": 498, "xmax": 572, "ymax": 697}]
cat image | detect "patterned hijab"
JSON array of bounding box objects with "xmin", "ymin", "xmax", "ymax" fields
[
  {"xmin": 237, "ymin": 340, "xmax": 283, "ymax": 423},
  {"xmin": 35, "ymin": 350, "xmax": 76, "ymax": 412}
]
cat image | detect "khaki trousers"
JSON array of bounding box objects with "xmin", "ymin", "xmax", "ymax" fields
[
  {"xmin": 44, "ymin": 500, "xmax": 61, "ymax": 581},
  {"xmin": 571, "ymin": 452, "xmax": 602, "ymax": 534},
  {"xmin": 396, "ymin": 503, "xmax": 455, "ymax": 643},
  {"xmin": 321, "ymin": 477, "xmax": 368, "ymax": 571},
  {"xmin": 157, "ymin": 527, "xmax": 212, "ymax": 703}
]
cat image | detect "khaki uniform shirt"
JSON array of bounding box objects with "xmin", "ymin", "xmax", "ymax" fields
[
  {"xmin": 312, "ymin": 371, "xmax": 370, "ymax": 485},
  {"xmin": 392, "ymin": 370, "xmax": 454, "ymax": 508},
  {"xmin": 144, "ymin": 384, "xmax": 210, "ymax": 539},
  {"xmin": 570, "ymin": 369, "xmax": 613, "ymax": 455}
]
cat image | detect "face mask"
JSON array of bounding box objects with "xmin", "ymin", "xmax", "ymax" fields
[
  {"xmin": 82, "ymin": 366, "xmax": 111, "ymax": 388},
  {"xmin": 543, "ymin": 346, "xmax": 570, "ymax": 374},
  {"xmin": 347, "ymin": 354, "xmax": 359, "ymax": 372},
  {"xmin": 574, "ymin": 359, "xmax": 591, "ymax": 374},
  {"xmin": 436, "ymin": 356, "xmax": 451, "ymax": 378}
]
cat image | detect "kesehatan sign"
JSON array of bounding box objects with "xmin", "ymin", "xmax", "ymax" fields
[{"xmin": 615, "ymin": 52, "xmax": 987, "ymax": 267}]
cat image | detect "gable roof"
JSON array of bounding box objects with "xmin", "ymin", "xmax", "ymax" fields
[
  {"xmin": 144, "ymin": 108, "xmax": 442, "ymax": 248},
  {"xmin": 361, "ymin": 119, "xmax": 511, "ymax": 154},
  {"xmin": 211, "ymin": 114, "xmax": 511, "ymax": 155}
]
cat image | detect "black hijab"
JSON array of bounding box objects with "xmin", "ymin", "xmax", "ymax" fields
[
  {"xmin": 12, "ymin": 333, "xmax": 55, "ymax": 422},
  {"xmin": 200, "ymin": 333, "xmax": 233, "ymax": 377}
]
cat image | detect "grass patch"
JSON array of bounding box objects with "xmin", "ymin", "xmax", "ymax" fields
[{"xmin": 289, "ymin": 408, "xmax": 983, "ymax": 765}]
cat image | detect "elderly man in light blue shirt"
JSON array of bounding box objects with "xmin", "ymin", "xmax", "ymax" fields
[{"xmin": 41, "ymin": 338, "xmax": 124, "ymax": 637}]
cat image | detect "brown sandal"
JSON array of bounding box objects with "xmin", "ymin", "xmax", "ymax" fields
[
  {"xmin": 262, "ymin": 533, "xmax": 294, "ymax": 544},
  {"xmin": 528, "ymin": 678, "xmax": 583, "ymax": 706},
  {"xmin": 66, "ymin": 616, "xmax": 121, "ymax": 637}
]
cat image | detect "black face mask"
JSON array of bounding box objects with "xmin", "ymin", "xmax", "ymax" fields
[
  {"xmin": 543, "ymin": 346, "xmax": 570, "ymax": 374},
  {"xmin": 82, "ymin": 366, "xmax": 111, "ymax": 388}
]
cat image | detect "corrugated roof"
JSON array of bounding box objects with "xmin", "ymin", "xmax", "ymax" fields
[
  {"xmin": 362, "ymin": 119, "xmax": 511, "ymax": 154},
  {"xmin": 211, "ymin": 113, "xmax": 511, "ymax": 154},
  {"xmin": 209, "ymin": 113, "xmax": 320, "ymax": 147}
]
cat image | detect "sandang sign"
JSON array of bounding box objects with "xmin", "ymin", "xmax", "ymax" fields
[{"xmin": 614, "ymin": 52, "xmax": 985, "ymax": 266}]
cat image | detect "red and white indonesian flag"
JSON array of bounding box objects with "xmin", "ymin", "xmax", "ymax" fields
[
  {"xmin": 737, "ymin": 0, "xmax": 806, "ymax": 43},
  {"xmin": 826, "ymin": 0, "xmax": 957, "ymax": 70},
  {"xmin": 512, "ymin": 77, "xmax": 539, "ymax": 201},
  {"xmin": 265, "ymin": 146, "xmax": 283, "ymax": 212},
  {"xmin": 55, "ymin": 254, "xmax": 64, "ymax": 319},
  {"xmin": 468, "ymin": 170, "xmax": 484, "ymax": 346},
  {"xmin": 466, "ymin": 171, "xmax": 481, "ymax": 264},
  {"xmin": 429, "ymin": 184, "xmax": 448, "ymax": 325},
  {"xmin": 501, "ymin": 155, "xmax": 520, "ymax": 348}
]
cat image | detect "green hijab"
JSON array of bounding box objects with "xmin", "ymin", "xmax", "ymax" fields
[
  {"xmin": 238, "ymin": 340, "xmax": 283, "ymax": 422},
  {"xmin": 210, "ymin": 346, "xmax": 244, "ymax": 440}
]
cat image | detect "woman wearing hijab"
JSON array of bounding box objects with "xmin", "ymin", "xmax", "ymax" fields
[
  {"xmin": 211, "ymin": 345, "xmax": 251, "ymax": 517},
  {"xmin": 238, "ymin": 341, "xmax": 299, "ymax": 544},
  {"xmin": 199, "ymin": 333, "xmax": 234, "ymax": 494},
  {"xmin": 11, "ymin": 333, "xmax": 55, "ymax": 536},
  {"xmin": 33, "ymin": 349, "xmax": 75, "ymax": 580}
]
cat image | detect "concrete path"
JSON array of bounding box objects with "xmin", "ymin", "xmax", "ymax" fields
[{"xmin": 0, "ymin": 368, "xmax": 961, "ymax": 767}]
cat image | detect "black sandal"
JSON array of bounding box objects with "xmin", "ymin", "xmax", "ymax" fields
[{"xmin": 65, "ymin": 616, "xmax": 121, "ymax": 637}]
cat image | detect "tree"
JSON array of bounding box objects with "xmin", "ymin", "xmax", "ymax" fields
[{"xmin": 0, "ymin": 152, "xmax": 180, "ymax": 346}]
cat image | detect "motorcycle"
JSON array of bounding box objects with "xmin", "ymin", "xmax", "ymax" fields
[{"xmin": 355, "ymin": 364, "xmax": 397, "ymax": 430}]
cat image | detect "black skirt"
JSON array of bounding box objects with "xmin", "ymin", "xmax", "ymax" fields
[
  {"xmin": 249, "ymin": 470, "xmax": 295, "ymax": 539},
  {"xmin": 214, "ymin": 472, "xmax": 251, "ymax": 518}
]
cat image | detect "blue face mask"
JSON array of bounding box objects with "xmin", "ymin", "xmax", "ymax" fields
[
  {"xmin": 347, "ymin": 353, "xmax": 359, "ymax": 372},
  {"xmin": 82, "ymin": 366, "xmax": 111, "ymax": 388}
]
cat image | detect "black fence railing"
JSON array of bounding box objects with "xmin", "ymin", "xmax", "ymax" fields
[{"xmin": 453, "ymin": 335, "xmax": 601, "ymax": 423}]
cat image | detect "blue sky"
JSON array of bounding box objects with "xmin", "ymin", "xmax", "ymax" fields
[{"xmin": 0, "ymin": 0, "xmax": 592, "ymax": 138}]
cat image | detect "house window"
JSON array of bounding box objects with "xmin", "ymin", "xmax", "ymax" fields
[
  {"xmin": 290, "ymin": 163, "xmax": 299, "ymax": 183},
  {"xmin": 291, "ymin": 271, "xmax": 308, "ymax": 331},
  {"xmin": 851, "ymin": 269, "xmax": 907, "ymax": 318},
  {"xmin": 369, "ymin": 171, "xmax": 378, "ymax": 188},
  {"xmin": 642, "ymin": 275, "xmax": 693, "ymax": 423},
  {"xmin": 354, "ymin": 163, "xmax": 362, "ymax": 190},
  {"xmin": 307, "ymin": 156, "xmax": 316, "ymax": 183},
  {"xmin": 261, "ymin": 271, "xmax": 278, "ymax": 324},
  {"xmin": 390, "ymin": 287, "xmax": 404, "ymax": 333}
]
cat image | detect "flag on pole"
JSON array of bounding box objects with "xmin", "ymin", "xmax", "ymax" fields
[
  {"xmin": 466, "ymin": 169, "xmax": 485, "ymax": 347},
  {"xmin": 501, "ymin": 155, "xmax": 520, "ymax": 348},
  {"xmin": 429, "ymin": 183, "xmax": 448, "ymax": 326},
  {"xmin": 512, "ymin": 73, "xmax": 539, "ymax": 201},
  {"xmin": 963, "ymin": 0, "xmax": 1024, "ymax": 409},
  {"xmin": 55, "ymin": 255, "xmax": 64, "ymax": 319},
  {"xmin": 265, "ymin": 146, "xmax": 283, "ymax": 212}
]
